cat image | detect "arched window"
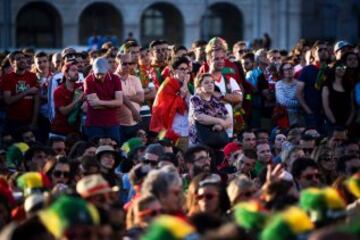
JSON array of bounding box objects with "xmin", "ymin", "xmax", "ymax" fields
[
  {"xmin": 201, "ymin": 2, "xmax": 243, "ymax": 47},
  {"xmin": 79, "ymin": 3, "xmax": 123, "ymax": 45},
  {"xmin": 16, "ymin": 2, "xmax": 62, "ymax": 48},
  {"xmin": 141, "ymin": 3, "xmax": 184, "ymax": 45}
]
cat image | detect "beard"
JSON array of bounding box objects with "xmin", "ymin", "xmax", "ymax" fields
[
  {"xmin": 193, "ymin": 164, "xmax": 210, "ymax": 177},
  {"xmin": 69, "ymin": 75, "xmax": 78, "ymax": 82}
]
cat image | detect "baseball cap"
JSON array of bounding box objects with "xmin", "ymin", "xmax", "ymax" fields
[
  {"xmin": 334, "ymin": 41, "xmax": 352, "ymax": 52},
  {"xmin": 61, "ymin": 48, "xmax": 76, "ymax": 59},
  {"xmin": 224, "ymin": 142, "xmax": 242, "ymax": 158},
  {"xmin": 95, "ymin": 145, "xmax": 116, "ymax": 156},
  {"xmin": 92, "ymin": 57, "xmax": 109, "ymax": 74},
  {"xmin": 76, "ymin": 174, "xmax": 119, "ymax": 198},
  {"xmin": 144, "ymin": 143, "xmax": 165, "ymax": 158}
]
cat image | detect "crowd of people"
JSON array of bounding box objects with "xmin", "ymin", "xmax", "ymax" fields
[{"xmin": 0, "ymin": 35, "xmax": 359, "ymax": 240}]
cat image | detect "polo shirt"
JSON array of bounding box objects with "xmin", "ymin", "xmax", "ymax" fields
[{"xmin": 84, "ymin": 73, "xmax": 122, "ymax": 127}]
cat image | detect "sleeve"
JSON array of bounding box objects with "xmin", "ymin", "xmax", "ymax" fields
[
  {"xmin": 257, "ymin": 74, "xmax": 268, "ymax": 91},
  {"xmin": 298, "ymin": 67, "xmax": 306, "ymax": 83},
  {"xmin": 190, "ymin": 95, "xmax": 206, "ymax": 115},
  {"xmin": 84, "ymin": 77, "xmax": 95, "ymax": 95},
  {"xmin": 355, "ymin": 83, "xmax": 360, "ymax": 106},
  {"xmin": 217, "ymin": 99, "xmax": 229, "ymax": 117},
  {"xmin": 54, "ymin": 88, "xmax": 66, "ymax": 110},
  {"xmin": 31, "ymin": 73, "xmax": 39, "ymax": 87},
  {"xmin": 246, "ymin": 71, "xmax": 256, "ymax": 87},
  {"xmin": 133, "ymin": 76, "xmax": 144, "ymax": 93},
  {"xmin": 275, "ymin": 82, "xmax": 298, "ymax": 108},
  {"xmin": 112, "ymin": 74, "xmax": 122, "ymax": 92},
  {"xmin": 229, "ymin": 77, "xmax": 241, "ymax": 93},
  {"xmin": 2, "ymin": 75, "xmax": 11, "ymax": 92}
]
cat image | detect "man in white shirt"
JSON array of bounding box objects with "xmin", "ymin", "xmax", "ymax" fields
[{"xmin": 207, "ymin": 47, "xmax": 243, "ymax": 137}]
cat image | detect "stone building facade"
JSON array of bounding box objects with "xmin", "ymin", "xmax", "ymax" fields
[{"xmin": 0, "ymin": 0, "xmax": 359, "ymax": 50}]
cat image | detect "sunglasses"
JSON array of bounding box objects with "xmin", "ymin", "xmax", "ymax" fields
[
  {"xmin": 302, "ymin": 148, "xmax": 314, "ymax": 153},
  {"xmin": 122, "ymin": 62, "xmax": 135, "ymax": 66},
  {"xmin": 143, "ymin": 159, "xmax": 158, "ymax": 166},
  {"xmin": 282, "ymin": 67, "xmax": 293, "ymax": 71},
  {"xmin": 54, "ymin": 147, "xmax": 65, "ymax": 152},
  {"xmin": 197, "ymin": 192, "xmax": 218, "ymax": 200},
  {"xmin": 53, "ymin": 170, "xmax": 70, "ymax": 178},
  {"xmin": 242, "ymin": 191, "xmax": 254, "ymax": 198},
  {"xmin": 302, "ymin": 173, "xmax": 320, "ymax": 181}
]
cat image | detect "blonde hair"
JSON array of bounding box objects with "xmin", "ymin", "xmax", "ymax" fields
[{"xmin": 226, "ymin": 175, "xmax": 253, "ymax": 206}]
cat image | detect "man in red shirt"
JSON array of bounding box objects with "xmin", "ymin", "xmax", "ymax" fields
[
  {"xmin": 51, "ymin": 62, "xmax": 84, "ymax": 138},
  {"xmin": 84, "ymin": 57, "xmax": 123, "ymax": 143},
  {"xmin": 3, "ymin": 51, "xmax": 39, "ymax": 134}
]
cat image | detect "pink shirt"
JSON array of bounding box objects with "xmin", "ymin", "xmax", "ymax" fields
[{"xmin": 116, "ymin": 74, "xmax": 144, "ymax": 126}]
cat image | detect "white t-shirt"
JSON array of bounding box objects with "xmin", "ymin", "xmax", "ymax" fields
[{"xmin": 214, "ymin": 76, "xmax": 241, "ymax": 137}]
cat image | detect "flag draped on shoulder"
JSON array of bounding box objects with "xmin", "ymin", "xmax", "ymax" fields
[{"xmin": 150, "ymin": 77, "xmax": 187, "ymax": 133}]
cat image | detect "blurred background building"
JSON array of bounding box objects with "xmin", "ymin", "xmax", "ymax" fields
[{"xmin": 0, "ymin": 0, "xmax": 359, "ymax": 50}]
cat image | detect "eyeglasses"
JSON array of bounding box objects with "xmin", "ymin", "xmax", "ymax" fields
[
  {"xmin": 53, "ymin": 170, "xmax": 70, "ymax": 178},
  {"xmin": 195, "ymin": 155, "xmax": 210, "ymax": 162},
  {"xmin": 196, "ymin": 192, "xmax": 218, "ymax": 200},
  {"xmin": 176, "ymin": 67, "xmax": 189, "ymax": 72},
  {"xmin": 302, "ymin": 173, "xmax": 320, "ymax": 181}
]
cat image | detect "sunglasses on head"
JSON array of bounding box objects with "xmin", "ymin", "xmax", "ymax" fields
[
  {"xmin": 53, "ymin": 170, "xmax": 70, "ymax": 178},
  {"xmin": 196, "ymin": 192, "xmax": 218, "ymax": 201}
]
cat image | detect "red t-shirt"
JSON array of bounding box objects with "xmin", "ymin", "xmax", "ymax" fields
[
  {"xmin": 51, "ymin": 83, "xmax": 82, "ymax": 134},
  {"xmin": 84, "ymin": 73, "xmax": 122, "ymax": 127},
  {"xmin": 2, "ymin": 71, "xmax": 38, "ymax": 123}
]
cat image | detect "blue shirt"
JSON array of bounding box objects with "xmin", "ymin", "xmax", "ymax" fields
[{"xmin": 298, "ymin": 65, "xmax": 322, "ymax": 112}]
